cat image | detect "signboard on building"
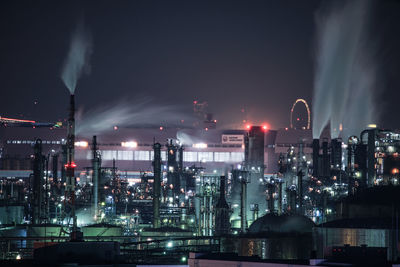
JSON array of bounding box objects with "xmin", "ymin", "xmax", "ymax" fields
[{"xmin": 222, "ymin": 134, "xmax": 244, "ymax": 144}]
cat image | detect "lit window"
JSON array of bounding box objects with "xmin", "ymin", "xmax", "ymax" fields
[
  {"xmin": 198, "ymin": 152, "xmax": 213, "ymax": 162},
  {"xmin": 134, "ymin": 151, "xmax": 149, "ymax": 161},
  {"xmin": 119, "ymin": 151, "xmax": 133, "ymax": 160},
  {"xmin": 183, "ymin": 152, "xmax": 198, "ymax": 162},
  {"xmin": 161, "ymin": 151, "xmax": 167, "ymax": 161},
  {"xmin": 214, "ymin": 152, "xmax": 230, "ymax": 162},
  {"xmin": 230, "ymin": 152, "xmax": 245, "ymax": 162}
]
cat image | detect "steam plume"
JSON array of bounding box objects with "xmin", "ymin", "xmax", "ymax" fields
[
  {"xmin": 312, "ymin": 0, "xmax": 378, "ymax": 139},
  {"xmin": 61, "ymin": 19, "xmax": 92, "ymax": 94},
  {"xmin": 75, "ymin": 98, "xmax": 194, "ymax": 136}
]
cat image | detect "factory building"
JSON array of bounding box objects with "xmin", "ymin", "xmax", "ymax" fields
[{"xmin": 0, "ymin": 126, "xmax": 283, "ymax": 178}]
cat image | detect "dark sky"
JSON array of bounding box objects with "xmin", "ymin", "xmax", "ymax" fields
[{"xmin": 0, "ymin": 0, "xmax": 399, "ymax": 130}]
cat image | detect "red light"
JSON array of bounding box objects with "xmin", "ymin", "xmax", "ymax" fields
[
  {"xmin": 246, "ymin": 124, "xmax": 251, "ymax": 130},
  {"xmin": 159, "ymin": 126, "xmax": 163, "ymax": 131},
  {"xmin": 297, "ymin": 117, "xmax": 300, "ymax": 121},
  {"xmin": 262, "ymin": 125, "xmax": 268, "ymax": 130},
  {"xmin": 64, "ymin": 162, "xmax": 77, "ymax": 169}
]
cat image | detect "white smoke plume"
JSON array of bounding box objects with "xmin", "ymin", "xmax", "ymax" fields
[
  {"xmin": 61, "ymin": 19, "xmax": 93, "ymax": 94},
  {"xmin": 312, "ymin": 0, "xmax": 378, "ymax": 139},
  {"xmin": 75, "ymin": 98, "xmax": 194, "ymax": 136}
]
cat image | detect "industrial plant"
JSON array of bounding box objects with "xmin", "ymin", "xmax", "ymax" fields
[
  {"xmin": 0, "ymin": 96, "xmax": 399, "ymax": 266},
  {"xmin": 1, "ymin": 0, "xmax": 399, "ymax": 266}
]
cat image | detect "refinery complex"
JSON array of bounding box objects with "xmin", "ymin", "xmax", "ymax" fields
[
  {"xmin": 0, "ymin": 97, "xmax": 399, "ymax": 266},
  {"xmin": 1, "ymin": 1, "xmax": 399, "ymax": 266}
]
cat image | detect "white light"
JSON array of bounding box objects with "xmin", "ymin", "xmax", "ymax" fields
[
  {"xmin": 167, "ymin": 241, "xmax": 173, "ymax": 248},
  {"xmin": 75, "ymin": 141, "xmax": 88, "ymax": 147},
  {"xmin": 193, "ymin": 143, "xmax": 207, "ymax": 148},
  {"xmin": 121, "ymin": 141, "xmax": 138, "ymax": 148}
]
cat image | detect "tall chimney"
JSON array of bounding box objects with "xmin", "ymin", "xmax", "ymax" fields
[
  {"xmin": 153, "ymin": 143, "xmax": 162, "ymax": 228},
  {"xmin": 65, "ymin": 94, "xmax": 78, "ymax": 236},
  {"xmin": 92, "ymin": 136, "xmax": 100, "ymax": 219}
]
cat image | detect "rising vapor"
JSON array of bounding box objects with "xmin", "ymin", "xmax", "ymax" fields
[
  {"xmin": 75, "ymin": 98, "xmax": 195, "ymax": 136},
  {"xmin": 61, "ymin": 19, "xmax": 93, "ymax": 94},
  {"xmin": 312, "ymin": 0, "xmax": 378, "ymax": 139}
]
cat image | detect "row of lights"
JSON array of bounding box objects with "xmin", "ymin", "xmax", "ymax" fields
[
  {"xmin": 246, "ymin": 124, "xmax": 268, "ymax": 131},
  {"xmin": 77, "ymin": 141, "xmax": 210, "ymax": 149}
]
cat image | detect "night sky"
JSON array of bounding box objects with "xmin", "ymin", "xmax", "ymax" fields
[{"xmin": 0, "ymin": 0, "xmax": 399, "ymax": 130}]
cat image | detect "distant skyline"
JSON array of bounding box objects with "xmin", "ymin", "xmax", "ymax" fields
[{"xmin": 0, "ymin": 0, "xmax": 399, "ymax": 130}]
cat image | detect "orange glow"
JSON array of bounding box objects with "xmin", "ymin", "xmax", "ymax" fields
[
  {"xmin": 0, "ymin": 117, "xmax": 35, "ymax": 123},
  {"xmin": 392, "ymin": 168, "xmax": 399, "ymax": 175}
]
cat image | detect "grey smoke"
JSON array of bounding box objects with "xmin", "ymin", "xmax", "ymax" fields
[
  {"xmin": 61, "ymin": 19, "xmax": 92, "ymax": 94},
  {"xmin": 75, "ymin": 98, "xmax": 194, "ymax": 136},
  {"xmin": 312, "ymin": 0, "xmax": 378, "ymax": 139},
  {"xmin": 176, "ymin": 131, "xmax": 202, "ymax": 146}
]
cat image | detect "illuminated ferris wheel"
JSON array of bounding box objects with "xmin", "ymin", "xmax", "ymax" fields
[{"xmin": 290, "ymin": 98, "xmax": 311, "ymax": 130}]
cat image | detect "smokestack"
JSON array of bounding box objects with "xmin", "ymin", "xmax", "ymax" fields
[
  {"xmin": 32, "ymin": 139, "xmax": 44, "ymax": 224},
  {"xmin": 92, "ymin": 136, "xmax": 100, "ymax": 220},
  {"xmin": 65, "ymin": 94, "xmax": 78, "ymax": 237},
  {"xmin": 153, "ymin": 143, "xmax": 162, "ymax": 228},
  {"xmin": 312, "ymin": 139, "xmax": 320, "ymax": 177}
]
